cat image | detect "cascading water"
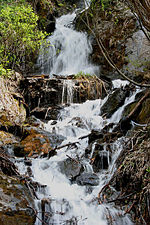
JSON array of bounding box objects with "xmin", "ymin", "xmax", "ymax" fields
[
  {"xmin": 15, "ymin": 2, "xmax": 137, "ymax": 225},
  {"xmin": 61, "ymin": 80, "xmax": 75, "ymax": 105},
  {"xmin": 16, "ymin": 88, "xmax": 136, "ymax": 224},
  {"xmin": 37, "ymin": 11, "xmax": 98, "ymax": 76}
]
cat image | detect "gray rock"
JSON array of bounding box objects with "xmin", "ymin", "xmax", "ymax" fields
[
  {"xmin": 58, "ymin": 158, "xmax": 84, "ymax": 179},
  {"xmin": 76, "ymin": 173, "xmax": 99, "ymax": 186}
]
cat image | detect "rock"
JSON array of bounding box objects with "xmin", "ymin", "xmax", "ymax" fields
[
  {"xmin": 68, "ymin": 117, "xmax": 87, "ymax": 129},
  {"xmin": 0, "ymin": 149, "xmax": 19, "ymax": 176},
  {"xmin": 31, "ymin": 105, "xmax": 63, "ymax": 120},
  {"xmin": 25, "ymin": 115, "xmax": 44, "ymax": 128},
  {"xmin": 0, "ymin": 131, "xmax": 19, "ymax": 147},
  {"xmin": 14, "ymin": 127, "xmax": 65, "ymax": 157},
  {"xmin": 20, "ymin": 76, "xmax": 109, "ymax": 120},
  {"xmin": 92, "ymin": 150, "xmax": 110, "ymax": 172},
  {"xmin": 0, "ymin": 172, "xmax": 36, "ymax": 225},
  {"xmin": 24, "ymin": 158, "xmax": 32, "ymax": 166},
  {"xmin": 122, "ymin": 90, "xmax": 150, "ymax": 124},
  {"xmin": 87, "ymin": 142, "xmax": 111, "ymax": 172},
  {"xmin": 88, "ymin": 129, "xmax": 104, "ymax": 144},
  {"xmin": 100, "ymin": 87, "xmax": 130, "ymax": 118},
  {"xmin": 76, "ymin": 173, "xmax": 99, "ymax": 186},
  {"xmin": 58, "ymin": 158, "xmax": 84, "ymax": 179}
]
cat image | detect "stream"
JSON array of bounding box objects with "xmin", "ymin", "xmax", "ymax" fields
[{"xmin": 15, "ymin": 1, "xmax": 137, "ymax": 224}]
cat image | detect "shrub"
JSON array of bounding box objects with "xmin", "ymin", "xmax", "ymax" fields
[{"xmin": 0, "ymin": 2, "xmax": 47, "ymax": 72}]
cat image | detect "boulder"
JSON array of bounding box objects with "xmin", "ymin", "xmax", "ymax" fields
[
  {"xmin": 88, "ymin": 129, "xmax": 103, "ymax": 144},
  {"xmin": 58, "ymin": 157, "xmax": 84, "ymax": 180},
  {"xmin": 76, "ymin": 173, "xmax": 99, "ymax": 186},
  {"xmin": 0, "ymin": 131, "xmax": 19, "ymax": 147},
  {"xmin": 0, "ymin": 172, "xmax": 35, "ymax": 225},
  {"xmin": 100, "ymin": 87, "xmax": 130, "ymax": 118},
  {"xmin": 0, "ymin": 77, "xmax": 26, "ymax": 130},
  {"xmin": 14, "ymin": 127, "xmax": 65, "ymax": 157},
  {"xmin": 0, "ymin": 149, "xmax": 36, "ymax": 225},
  {"xmin": 122, "ymin": 90, "xmax": 150, "ymax": 124}
]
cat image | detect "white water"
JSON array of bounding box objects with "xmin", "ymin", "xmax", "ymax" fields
[
  {"xmin": 61, "ymin": 80, "xmax": 75, "ymax": 105},
  {"xmin": 16, "ymin": 91, "xmax": 135, "ymax": 225},
  {"xmin": 37, "ymin": 12, "xmax": 98, "ymax": 76},
  {"xmin": 16, "ymin": 3, "xmax": 136, "ymax": 224}
]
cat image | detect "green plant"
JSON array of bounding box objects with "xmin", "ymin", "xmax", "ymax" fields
[
  {"xmin": 0, "ymin": 64, "xmax": 12, "ymax": 77},
  {"xmin": 0, "ymin": 3, "xmax": 47, "ymax": 72},
  {"xmin": 74, "ymin": 71, "xmax": 94, "ymax": 79},
  {"xmin": 146, "ymin": 167, "xmax": 150, "ymax": 173}
]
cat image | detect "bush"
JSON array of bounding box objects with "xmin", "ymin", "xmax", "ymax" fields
[{"xmin": 0, "ymin": 2, "xmax": 47, "ymax": 72}]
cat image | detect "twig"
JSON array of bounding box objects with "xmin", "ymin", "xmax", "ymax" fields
[
  {"xmin": 125, "ymin": 200, "xmax": 136, "ymax": 214},
  {"xmin": 98, "ymin": 183, "xmax": 110, "ymax": 204},
  {"xmin": 66, "ymin": 154, "xmax": 80, "ymax": 164}
]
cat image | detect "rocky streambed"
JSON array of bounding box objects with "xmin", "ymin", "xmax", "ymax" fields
[
  {"xmin": 0, "ymin": 73, "xmax": 149, "ymax": 224},
  {"xmin": 0, "ymin": 0, "xmax": 150, "ymax": 224}
]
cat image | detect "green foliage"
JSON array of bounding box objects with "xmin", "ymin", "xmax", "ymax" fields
[
  {"xmin": 74, "ymin": 71, "xmax": 94, "ymax": 79},
  {"xmin": 91, "ymin": 0, "xmax": 114, "ymax": 11},
  {"xmin": 0, "ymin": 2, "xmax": 47, "ymax": 72},
  {"xmin": 0, "ymin": 64, "xmax": 12, "ymax": 77},
  {"xmin": 146, "ymin": 167, "xmax": 150, "ymax": 173}
]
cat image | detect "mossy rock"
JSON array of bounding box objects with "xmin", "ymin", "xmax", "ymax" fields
[
  {"xmin": 14, "ymin": 129, "xmax": 52, "ymax": 157},
  {"xmin": 0, "ymin": 131, "xmax": 19, "ymax": 147},
  {"xmin": 0, "ymin": 172, "xmax": 35, "ymax": 225},
  {"xmin": 14, "ymin": 127, "xmax": 65, "ymax": 157}
]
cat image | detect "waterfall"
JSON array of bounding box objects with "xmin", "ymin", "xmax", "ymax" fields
[
  {"xmin": 15, "ymin": 2, "xmax": 136, "ymax": 225},
  {"xmin": 37, "ymin": 12, "xmax": 98, "ymax": 76},
  {"xmin": 61, "ymin": 80, "xmax": 75, "ymax": 105},
  {"xmin": 16, "ymin": 94, "xmax": 135, "ymax": 225}
]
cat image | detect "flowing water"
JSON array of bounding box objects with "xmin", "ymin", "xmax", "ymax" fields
[
  {"xmin": 15, "ymin": 2, "xmax": 137, "ymax": 225},
  {"xmin": 16, "ymin": 85, "xmax": 137, "ymax": 225},
  {"xmin": 37, "ymin": 11, "xmax": 98, "ymax": 76}
]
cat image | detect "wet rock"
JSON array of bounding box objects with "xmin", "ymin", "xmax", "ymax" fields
[
  {"xmin": 24, "ymin": 158, "xmax": 32, "ymax": 166},
  {"xmin": 0, "ymin": 149, "xmax": 19, "ymax": 176},
  {"xmin": 20, "ymin": 76, "xmax": 109, "ymax": 120},
  {"xmin": 68, "ymin": 117, "xmax": 87, "ymax": 129},
  {"xmin": 88, "ymin": 142, "xmax": 111, "ymax": 172},
  {"xmin": 88, "ymin": 129, "xmax": 103, "ymax": 144},
  {"xmin": 0, "ymin": 131, "xmax": 20, "ymax": 147},
  {"xmin": 92, "ymin": 150, "xmax": 110, "ymax": 172},
  {"xmin": 76, "ymin": 173, "xmax": 99, "ymax": 186},
  {"xmin": 58, "ymin": 158, "xmax": 84, "ymax": 179},
  {"xmin": 122, "ymin": 90, "xmax": 150, "ymax": 124},
  {"xmin": 100, "ymin": 87, "xmax": 130, "ymax": 118},
  {"xmin": 0, "ymin": 172, "xmax": 36, "ymax": 225},
  {"xmin": 14, "ymin": 127, "xmax": 65, "ymax": 157},
  {"xmin": 31, "ymin": 105, "xmax": 63, "ymax": 120},
  {"xmin": 25, "ymin": 115, "xmax": 44, "ymax": 128}
]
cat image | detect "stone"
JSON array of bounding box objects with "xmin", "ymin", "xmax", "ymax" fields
[
  {"xmin": 88, "ymin": 129, "xmax": 104, "ymax": 144},
  {"xmin": 92, "ymin": 151, "xmax": 110, "ymax": 172},
  {"xmin": 0, "ymin": 172, "xmax": 36, "ymax": 225},
  {"xmin": 100, "ymin": 87, "xmax": 130, "ymax": 118},
  {"xmin": 58, "ymin": 158, "xmax": 84, "ymax": 179},
  {"xmin": 20, "ymin": 76, "xmax": 109, "ymax": 120},
  {"xmin": 14, "ymin": 127, "xmax": 65, "ymax": 157},
  {"xmin": 76, "ymin": 173, "xmax": 99, "ymax": 186}
]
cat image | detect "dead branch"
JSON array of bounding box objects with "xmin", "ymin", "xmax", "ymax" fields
[
  {"xmin": 66, "ymin": 154, "xmax": 80, "ymax": 164},
  {"xmin": 98, "ymin": 183, "xmax": 110, "ymax": 204},
  {"xmin": 127, "ymin": 90, "xmax": 150, "ymax": 119}
]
